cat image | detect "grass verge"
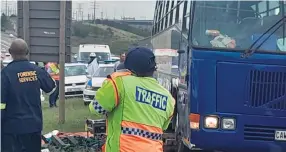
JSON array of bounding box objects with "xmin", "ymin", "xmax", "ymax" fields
[{"xmin": 42, "ymin": 98, "xmax": 100, "ymax": 134}]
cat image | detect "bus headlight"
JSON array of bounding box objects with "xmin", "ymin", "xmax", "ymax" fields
[
  {"xmin": 222, "ymin": 118, "xmax": 236, "ymax": 130},
  {"xmin": 204, "ymin": 116, "xmax": 219, "ymax": 129}
]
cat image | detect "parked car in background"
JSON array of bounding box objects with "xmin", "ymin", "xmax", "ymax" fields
[
  {"xmin": 83, "ymin": 63, "xmax": 114, "ymax": 105},
  {"xmin": 64, "ymin": 63, "xmax": 88, "ymax": 97}
]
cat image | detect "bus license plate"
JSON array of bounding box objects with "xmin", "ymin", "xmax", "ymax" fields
[
  {"xmin": 275, "ymin": 131, "xmax": 286, "ymax": 141},
  {"xmin": 68, "ymin": 88, "xmax": 80, "ymax": 92}
]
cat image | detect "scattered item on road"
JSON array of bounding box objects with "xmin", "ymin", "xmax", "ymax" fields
[
  {"xmin": 41, "ymin": 122, "xmax": 106, "ymax": 152},
  {"xmin": 41, "ymin": 135, "xmax": 105, "ymax": 152}
]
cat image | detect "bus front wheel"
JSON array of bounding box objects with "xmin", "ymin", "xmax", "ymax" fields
[
  {"xmin": 176, "ymin": 113, "xmax": 189, "ymax": 152},
  {"xmin": 177, "ymin": 138, "xmax": 190, "ymax": 152}
]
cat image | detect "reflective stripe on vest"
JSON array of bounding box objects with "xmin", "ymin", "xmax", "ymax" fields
[
  {"xmin": 120, "ymin": 121, "xmax": 163, "ymax": 145},
  {"xmin": 1, "ymin": 103, "xmax": 6, "ymax": 110}
]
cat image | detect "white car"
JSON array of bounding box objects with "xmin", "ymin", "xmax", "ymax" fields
[
  {"xmin": 64, "ymin": 63, "xmax": 88, "ymax": 97},
  {"xmin": 83, "ymin": 64, "xmax": 115, "ymax": 105},
  {"xmin": 2, "ymin": 60, "xmax": 45, "ymax": 102}
]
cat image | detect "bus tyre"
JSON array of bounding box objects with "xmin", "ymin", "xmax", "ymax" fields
[
  {"xmin": 176, "ymin": 114, "xmax": 189, "ymax": 152},
  {"xmin": 177, "ymin": 138, "xmax": 190, "ymax": 152}
]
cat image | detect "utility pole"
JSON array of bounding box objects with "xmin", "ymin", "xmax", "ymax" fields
[
  {"xmin": 113, "ymin": 8, "xmax": 116, "ymax": 20},
  {"xmin": 23, "ymin": 1, "xmax": 30, "ymax": 59},
  {"xmin": 59, "ymin": 1, "xmax": 66, "ymax": 124},
  {"xmin": 101, "ymin": 11, "xmax": 103, "ymax": 20},
  {"xmin": 91, "ymin": 0, "xmax": 99, "ymax": 23},
  {"xmin": 122, "ymin": 10, "xmax": 125, "ymax": 20},
  {"xmin": 76, "ymin": 3, "xmax": 83, "ymax": 21},
  {"xmin": 93, "ymin": 0, "xmax": 96, "ymax": 22},
  {"xmin": 72, "ymin": 11, "xmax": 76, "ymax": 20},
  {"xmin": 5, "ymin": 0, "xmax": 8, "ymax": 15}
]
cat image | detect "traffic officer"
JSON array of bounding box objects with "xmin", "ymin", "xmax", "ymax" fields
[
  {"xmin": 1, "ymin": 38, "xmax": 56, "ymax": 152},
  {"xmin": 89, "ymin": 47, "xmax": 175, "ymax": 152},
  {"xmin": 47, "ymin": 62, "xmax": 60, "ymax": 107}
]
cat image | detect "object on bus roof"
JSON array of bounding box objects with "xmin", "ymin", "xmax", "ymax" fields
[
  {"xmin": 210, "ymin": 34, "xmax": 236, "ymax": 49},
  {"xmin": 277, "ymin": 38, "xmax": 286, "ymax": 52},
  {"xmin": 205, "ymin": 30, "xmax": 220, "ymax": 37}
]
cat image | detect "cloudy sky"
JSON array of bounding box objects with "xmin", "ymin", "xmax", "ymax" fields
[{"xmin": 1, "ymin": 0, "xmax": 156, "ymax": 20}]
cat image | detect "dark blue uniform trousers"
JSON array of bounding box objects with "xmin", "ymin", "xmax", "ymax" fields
[
  {"xmin": 49, "ymin": 80, "xmax": 59, "ymax": 107},
  {"xmin": 1, "ymin": 132, "xmax": 41, "ymax": 152}
]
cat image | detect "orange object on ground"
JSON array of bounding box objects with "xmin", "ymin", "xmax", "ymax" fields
[{"xmin": 102, "ymin": 144, "xmax": 106, "ymax": 151}]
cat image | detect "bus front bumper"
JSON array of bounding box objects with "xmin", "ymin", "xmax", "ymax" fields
[{"xmin": 190, "ymin": 114, "xmax": 286, "ymax": 152}]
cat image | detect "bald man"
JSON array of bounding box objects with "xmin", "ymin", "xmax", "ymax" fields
[{"xmin": 1, "ymin": 39, "xmax": 57, "ymax": 152}]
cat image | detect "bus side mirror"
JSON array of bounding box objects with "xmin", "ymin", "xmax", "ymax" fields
[{"xmin": 177, "ymin": 50, "xmax": 185, "ymax": 54}]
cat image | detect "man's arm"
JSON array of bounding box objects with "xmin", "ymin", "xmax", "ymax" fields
[
  {"xmin": 38, "ymin": 69, "xmax": 57, "ymax": 95},
  {"xmin": 1, "ymin": 70, "xmax": 9, "ymax": 120},
  {"xmin": 113, "ymin": 62, "xmax": 118, "ymax": 72},
  {"xmin": 89, "ymin": 78, "xmax": 119, "ymax": 115},
  {"xmin": 162, "ymin": 98, "xmax": 176, "ymax": 130}
]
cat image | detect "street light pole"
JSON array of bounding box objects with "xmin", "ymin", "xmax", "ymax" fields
[{"xmin": 59, "ymin": 1, "xmax": 66, "ymax": 124}]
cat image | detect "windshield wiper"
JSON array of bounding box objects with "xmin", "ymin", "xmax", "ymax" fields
[{"xmin": 242, "ymin": 16, "xmax": 285, "ymax": 58}]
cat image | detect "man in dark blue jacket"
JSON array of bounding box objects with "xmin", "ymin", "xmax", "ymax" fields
[{"xmin": 1, "ymin": 38, "xmax": 57, "ymax": 152}]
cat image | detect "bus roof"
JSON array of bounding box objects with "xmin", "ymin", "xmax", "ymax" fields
[{"xmin": 79, "ymin": 44, "xmax": 110, "ymax": 53}]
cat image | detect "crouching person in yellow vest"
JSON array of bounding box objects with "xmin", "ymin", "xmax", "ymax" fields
[{"xmin": 89, "ymin": 47, "xmax": 175, "ymax": 152}]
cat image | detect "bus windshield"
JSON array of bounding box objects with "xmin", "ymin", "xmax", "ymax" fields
[
  {"xmin": 191, "ymin": 1, "xmax": 286, "ymax": 52},
  {"xmin": 79, "ymin": 52, "xmax": 110, "ymax": 62}
]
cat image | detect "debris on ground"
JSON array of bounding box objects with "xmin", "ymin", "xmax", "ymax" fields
[{"xmin": 41, "ymin": 134, "xmax": 106, "ymax": 152}]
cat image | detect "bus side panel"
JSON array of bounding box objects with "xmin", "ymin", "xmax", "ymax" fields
[{"xmin": 189, "ymin": 58, "xmax": 217, "ymax": 114}]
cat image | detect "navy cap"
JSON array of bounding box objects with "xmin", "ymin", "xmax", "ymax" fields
[{"xmin": 124, "ymin": 47, "xmax": 156, "ymax": 74}]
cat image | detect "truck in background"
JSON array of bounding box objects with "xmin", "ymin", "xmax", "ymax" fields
[{"xmin": 77, "ymin": 44, "xmax": 111, "ymax": 63}]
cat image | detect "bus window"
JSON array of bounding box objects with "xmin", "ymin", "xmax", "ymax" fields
[{"xmin": 191, "ymin": 1, "xmax": 285, "ymax": 52}]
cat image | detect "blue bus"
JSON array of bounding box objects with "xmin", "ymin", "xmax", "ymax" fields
[{"xmin": 152, "ymin": 1, "xmax": 286, "ymax": 152}]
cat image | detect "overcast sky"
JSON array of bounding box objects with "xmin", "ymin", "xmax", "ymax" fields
[{"xmin": 1, "ymin": 0, "xmax": 156, "ymax": 20}]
